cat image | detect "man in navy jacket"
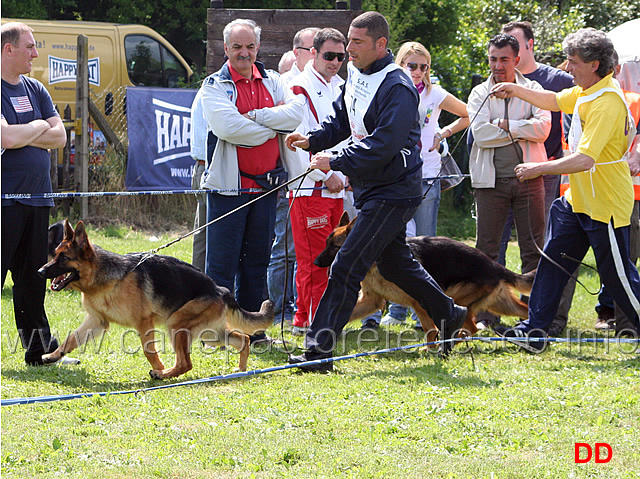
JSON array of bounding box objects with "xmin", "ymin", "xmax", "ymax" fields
[{"xmin": 285, "ymin": 12, "xmax": 467, "ymax": 372}]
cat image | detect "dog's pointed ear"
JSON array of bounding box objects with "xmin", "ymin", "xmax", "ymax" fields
[
  {"xmin": 63, "ymin": 219, "xmax": 74, "ymax": 241},
  {"xmin": 73, "ymin": 221, "xmax": 91, "ymax": 251},
  {"xmin": 345, "ymin": 214, "xmax": 356, "ymax": 232},
  {"xmin": 339, "ymin": 211, "xmax": 350, "ymax": 227}
]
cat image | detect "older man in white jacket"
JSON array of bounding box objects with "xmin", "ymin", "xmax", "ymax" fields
[
  {"xmin": 467, "ymin": 33, "xmax": 550, "ymax": 328},
  {"xmin": 199, "ymin": 19, "xmax": 303, "ymax": 344}
]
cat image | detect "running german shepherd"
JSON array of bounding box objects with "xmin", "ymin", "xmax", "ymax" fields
[
  {"xmin": 315, "ymin": 213, "xmax": 535, "ymax": 342},
  {"xmin": 38, "ymin": 220, "xmax": 274, "ymax": 379}
]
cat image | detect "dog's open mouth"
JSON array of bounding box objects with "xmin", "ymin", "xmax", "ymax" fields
[{"xmin": 51, "ymin": 271, "xmax": 78, "ymax": 291}]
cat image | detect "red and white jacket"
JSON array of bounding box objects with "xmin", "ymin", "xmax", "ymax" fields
[{"xmin": 288, "ymin": 63, "xmax": 347, "ymax": 198}]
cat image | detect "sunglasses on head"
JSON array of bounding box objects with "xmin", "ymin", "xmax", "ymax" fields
[
  {"xmin": 321, "ymin": 51, "xmax": 346, "ymax": 62},
  {"xmin": 406, "ymin": 62, "xmax": 429, "ymax": 72}
]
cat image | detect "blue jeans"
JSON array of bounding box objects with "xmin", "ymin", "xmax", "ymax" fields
[
  {"xmin": 305, "ymin": 199, "xmax": 455, "ymax": 354},
  {"xmin": 414, "ymin": 179, "xmax": 440, "ymax": 237},
  {"xmin": 267, "ymin": 191, "xmax": 297, "ymax": 323},
  {"xmin": 205, "ymin": 192, "xmax": 277, "ymax": 311},
  {"xmin": 542, "ymin": 174, "xmax": 560, "ymax": 223},
  {"xmin": 522, "ymin": 197, "xmax": 640, "ymax": 331},
  {"xmin": 386, "ymin": 180, "xmax": 440, "ymax": 323}
]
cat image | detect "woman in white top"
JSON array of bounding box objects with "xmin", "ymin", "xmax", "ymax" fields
[{"xmin": 381, "ymin": 41, "xmax": 470, "ymax": 327}]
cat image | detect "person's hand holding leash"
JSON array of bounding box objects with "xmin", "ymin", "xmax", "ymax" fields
[
  {"xmin": 310, "ymin": 152, "xmax": 332, "ymax": 170},
  {"xmin": 323, "ymin": 172, "xmax": 344, "ymax": 193},
  {"xmin": 490, "ymin": 82, "xmax": 522, "ymax": 99},
  {"xmin": 514, "ymin": 162, "xmax": 543, "ymax": 182},
  {"xmin": 285, "ymin": 132, "xmax": 310, "ymax": 151}
]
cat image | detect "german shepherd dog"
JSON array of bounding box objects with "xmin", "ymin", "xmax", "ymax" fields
[
  {"xmin": 48, "ymin": 220, "xmax": 65, "ymax": 260},
  {"xmin": 315, "ymin": 213, "xmax": 535, "ymax": 342},
  {"xmin": 38, "ymin": 220, "xmax": 274, "ymax": 379}
]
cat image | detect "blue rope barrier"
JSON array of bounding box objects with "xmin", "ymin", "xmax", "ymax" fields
[
  {"xmin": 2, "ymin": 335, "xmax": 637, "ymax": 407},
  {"xmin": 1, "ymin": 188, "xmax": 261, "ymax": 200},
  {"xmin": 1, "ymin": 175, "xmax": 471, "ymax": 201}
]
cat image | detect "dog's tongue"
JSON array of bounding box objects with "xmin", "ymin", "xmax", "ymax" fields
[{"xmin": 51, "ymin": 274, "xmax": 66, "ymax": 291}]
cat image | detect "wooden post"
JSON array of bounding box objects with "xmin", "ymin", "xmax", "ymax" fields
[
  {"xmin": 49, "ymin": 149, "xmax": 58, "ymax": 192},
  {"xmin": 49, "ymin": 148, "xmax": 58, "ymax": 217},
  {"xmin": 62, "ymin": 124, "xmax": 73, "ymax": 217},
  {"xmin": 75, "ymin": 34, "xmax": 89, "ymax": 219}
]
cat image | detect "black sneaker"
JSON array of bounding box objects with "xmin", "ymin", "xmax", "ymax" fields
[
  {"xmin": 360, "ymin": 319, "xmax": 380, "ymax": 331},
  {"xmin": 249, "ymin": 332, "xmax": 273, "ymax": 346},
  {"xmin": 547, "ymin": 318, "xmax": 567, "ymax": 337},
  {"xmin": 439, "ymin": 305, "xmax": 468, "ymax": 357},
  {"xmin": 26, "ymin": 355, "xmax": 81, "ymax": 367},
  {"xmin": 288, "ymin": 351, "xmax": 333, "ymax": 373},
  {"xmin": 494, "ymin": 325, "xmax": 548, "ymax": 353}
]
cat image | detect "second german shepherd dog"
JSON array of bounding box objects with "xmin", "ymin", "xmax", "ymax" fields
[
  {"xmin": 315, "ymin": 213, "xmax": 535, "ymax": 342},
  {"xmin": 38, "ymin": 220, "xmax": 274, "ymax": 379}
]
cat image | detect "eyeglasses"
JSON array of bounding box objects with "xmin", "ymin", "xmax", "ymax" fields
[
  {"xmin": 321, "ymin": 51, "xmax": 346, "ymax": 62},
  {"xmin": 297, "ymin": 47, "xmax": 312, "ymax": 52},
  {"xmin": 406, "ymin": 62, "xmax": 429, "ymax": 72}
]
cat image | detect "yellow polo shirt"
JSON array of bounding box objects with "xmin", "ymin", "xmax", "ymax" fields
[{"xmin": 556, "ymin": 74, "xmax": 634, "ymax": 226}]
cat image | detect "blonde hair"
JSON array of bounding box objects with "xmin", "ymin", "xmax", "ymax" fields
[{"xmin": 395, "ymin": 41, "xmax": 431, "ymax": 93}]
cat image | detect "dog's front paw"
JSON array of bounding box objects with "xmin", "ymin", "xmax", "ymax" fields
[{"xmin": 42, "ymin": 352, "xmax": 62, "ymax": 364}]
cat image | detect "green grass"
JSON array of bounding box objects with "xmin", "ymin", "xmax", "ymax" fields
[{"xmin": 2, "ymin": 224, "xmax": 639, "ymax": 478}]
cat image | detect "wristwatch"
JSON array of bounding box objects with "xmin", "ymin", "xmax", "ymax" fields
[{"xmin": 247, "ymin": 110, "xmax": 256, "ymax": 121}]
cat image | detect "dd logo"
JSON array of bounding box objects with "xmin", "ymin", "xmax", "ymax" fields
[{"xmin": 574, "ymin": 443, "xmax": 613, "ymax": 463}]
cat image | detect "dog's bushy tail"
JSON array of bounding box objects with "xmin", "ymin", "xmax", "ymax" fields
[
  {"xmin": 508, "ymin": 269, "xmax": 535, "ymax": 295},
  {"xmin": 227, "ymin": 299, "xmax": 275, "ymax": 335}
]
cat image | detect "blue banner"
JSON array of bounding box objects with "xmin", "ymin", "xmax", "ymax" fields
[{"xmin": 125, "ymin": 87, "xmax": 197, "ymax": 190}]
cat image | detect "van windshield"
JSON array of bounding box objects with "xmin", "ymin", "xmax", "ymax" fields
[{"xmin": 125, "ymin": 34, "xmax": 188, "ymax": 87}]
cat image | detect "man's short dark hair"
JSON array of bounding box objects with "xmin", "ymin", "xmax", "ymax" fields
[
  {"xmin": 351, "ymin": 11, "xmax": 389, "ymax": 44},
  {"xmin": 313, "ymin": 28, "xmax": 346, "ymax": 51},
  {"xmin": 562, "ymin": 28, "xmax": 615, "ymax": 79},
  {"xmin": 503, "ymin": 21, "xmax": 534, "ymax": 43},
  {"xmin": 488, "ymin": 33, "xmax": 520, "ymax": 57}
]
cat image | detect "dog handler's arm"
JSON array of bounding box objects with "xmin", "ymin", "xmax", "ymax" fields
[
  {"xmin": 515, "ymin": 152, "xmax": 595, "ymax": 181},
  {"xmin": 491, "ymin": 83, "xmax": 561, "ymax": 112}
]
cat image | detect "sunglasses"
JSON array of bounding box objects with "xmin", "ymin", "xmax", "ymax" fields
[
  {"xmin": 406, "ymin": 62, "xmax": 429, "ymax": 72},
  {"xmin": 297, "ymin": 47, "xmax": 312, "ymax": 52},
  {"xmin": 321, "ymin": 51, "xmax": 346, "ymax": 62}
]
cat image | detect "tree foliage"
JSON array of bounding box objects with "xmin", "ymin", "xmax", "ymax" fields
[
  {"xmin": 359, "ymin": 0, "xmax": 633, "ymax": 99},
  {"xmin": 3, "ymin": 0, "xmax": 638, "ymax": 94}
]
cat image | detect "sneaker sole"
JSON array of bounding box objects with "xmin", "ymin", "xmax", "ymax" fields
[{"xmin": 498, "ymin": 328, "xmax": 547, "ymax": 353}]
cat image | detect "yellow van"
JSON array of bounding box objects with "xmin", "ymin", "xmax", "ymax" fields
[{"xmin": 1, "ymin": 18, "xmax": 193, "ymax": 126}]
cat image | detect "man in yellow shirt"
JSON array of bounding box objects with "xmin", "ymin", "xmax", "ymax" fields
[{"xmin": 491, "ymin": 28, "xmax": 640, "ymax": 350}]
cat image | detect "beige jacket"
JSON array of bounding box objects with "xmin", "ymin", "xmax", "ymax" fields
[{"xmin": 467, "ymin": 71, "xmax": 551, "ymax": 188}]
